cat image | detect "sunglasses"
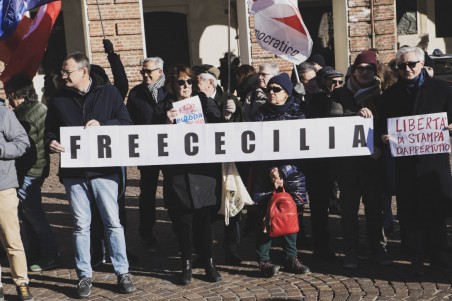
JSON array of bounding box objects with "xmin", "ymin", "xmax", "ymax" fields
[
  {"xmin": 266, "ymin": 87, "xmax": 283, "ymax": 93},
  {"xmin": 177, "ymin": 79, "xmax": 193, "ymax": 86},
  {"xmin": 356, "ymin": 66, "xmax": 375, "ymax": 73},
  {"xmin": 140, "ymin": 68, "xmax": 159, "ymax": 75},
  {"xmin": 397, "ymin": 61, "xmax": 420, "ymax": 70},
  {"xmin": 332, "ymin": 80, "xmax": 343, "ymax": 85}
]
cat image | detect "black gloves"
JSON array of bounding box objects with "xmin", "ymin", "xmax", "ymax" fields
[{"xmin": 103, "ymin": 39, "xmax": 114, "ymax": 54}]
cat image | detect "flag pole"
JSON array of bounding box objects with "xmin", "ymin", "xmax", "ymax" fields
[
  {"xmin": 293, "ymin": 63, "xmax": 300, "ymax": 83},
  {"xmin": 227, "ymin": 0, "xmax": 231, "ymax": 95},
  {"xmin": 95, "ymin": 0, "xmax": 106, "ymax": 39}
]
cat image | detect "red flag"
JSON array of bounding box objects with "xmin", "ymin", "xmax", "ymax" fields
[{"xmin": 0, "ymin": 1, "xmax": 61, "ymax": 84}]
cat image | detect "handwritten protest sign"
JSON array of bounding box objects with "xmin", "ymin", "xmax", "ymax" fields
[
  {"xmin": 172, "ymin": 96, "xmax": 205, "ymax": 124},
  {"xmin": 387, "ymin": 112, "xmax": 451, "ymax": 157}
]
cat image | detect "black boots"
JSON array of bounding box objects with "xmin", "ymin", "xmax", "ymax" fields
[
  {"xmin": 180, "ymin": 259, "xmax": 192, "ymax": 285},
  {"xmin": 205, "ymin": 258, "xmax": 222, "ymax": 282}
]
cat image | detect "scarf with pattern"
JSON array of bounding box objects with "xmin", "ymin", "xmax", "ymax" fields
[
  {"xmin": 347, "ymin": 75, "xmax": 382, "ymax": 115},
  {"xmin": 147, "ymin": 74, "xmax": 166, "ymax": 103}
]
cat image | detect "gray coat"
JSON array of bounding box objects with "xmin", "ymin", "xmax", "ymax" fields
[{"xmin": 0, "ymin": 102, "xmax": 30, "ymax": 191}]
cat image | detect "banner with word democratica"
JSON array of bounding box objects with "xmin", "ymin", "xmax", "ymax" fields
[
  {"xmin": 387, "ymin": 112, "xmax": 451, "ymax": 157},
  {"xmin": 60, "ymin": 116, "xmax": 373, "ymax": 168},
  {"xmin": 248, "ymin": 0, "xmax": 312, "ymax": 64}
]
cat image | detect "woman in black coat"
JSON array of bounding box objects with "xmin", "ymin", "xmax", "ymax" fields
[
  {"xmin": 153, "ymin": 65, "xmax": 222, "ymax": 285},
  {"xmin": 330, "ymin": 51, "xmax": 390, "ymax": 269},
  {"xmin": 378, "ymin": 46, "xmax": 452, "ymax": 275}
]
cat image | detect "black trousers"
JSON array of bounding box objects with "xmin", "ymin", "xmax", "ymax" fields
[
  {"xmin": 168, "ymin": 207, "xmax": 213, "ymax": 261},
  {"xmin": 138, "ymin": 166, "xmax": 160, "ymax": 238}
]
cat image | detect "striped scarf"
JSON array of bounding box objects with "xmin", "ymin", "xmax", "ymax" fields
[{"xmin": 147, "ymin": 74, "xmax": 166, "ymax": 103}]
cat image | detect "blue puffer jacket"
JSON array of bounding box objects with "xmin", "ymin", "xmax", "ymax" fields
[{"xmin": 252, "ymin": 97, "xmax": 307, "ymax": 208}]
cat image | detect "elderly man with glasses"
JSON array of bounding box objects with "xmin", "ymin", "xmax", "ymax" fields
[
  {"xmin": 126, "ymin": 57, "xmax": 167, "ymax": 247},
  {"xmin": 378, "ymin": 46, "xmax": 452, "ymax": 275},
  {"xmin": 45, "ymin": 52, "xmax": 135, "ymax": 298}
]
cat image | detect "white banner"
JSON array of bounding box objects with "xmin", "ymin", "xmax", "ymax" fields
[
  {"xmin": 60, "ymin": 116, "xmax": 374, "ymax": 168},
  {"xmin": 249, "ymin": 0, "xmax": 312, "ymax": 64},
  {"xmin": 388, "ymin": 112, "xmax": 451, "ymax": 157}
]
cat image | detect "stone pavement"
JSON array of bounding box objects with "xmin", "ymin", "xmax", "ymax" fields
[{"xmin": 2, "ymin": 154, "xmax": 452, "ymax": 301}]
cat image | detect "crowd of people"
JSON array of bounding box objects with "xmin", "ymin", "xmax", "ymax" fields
[{"xmin": 0, "ymin": 42, "xmax": 452, "ymax": 300}]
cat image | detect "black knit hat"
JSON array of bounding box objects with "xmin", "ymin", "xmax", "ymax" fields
[{"xmin": 267, "ymin": 73, "xmax": 293, "ymax": 96}]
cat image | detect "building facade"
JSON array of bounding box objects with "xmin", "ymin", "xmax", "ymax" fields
[{"xmin": 1, "ymin": 0, "xmax": 451, "ymax": 97}]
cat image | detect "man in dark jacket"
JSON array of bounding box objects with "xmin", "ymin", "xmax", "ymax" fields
[
  {"xmin": 126, "ymin": 57, "xmax": 167, "ymax": 246},
  {"xmin": 379, "ymin": 46, "xmax": 452, "ymax": 275},
  {"xmin": 45, "ymin": 52, "xmax": 135, "ymax": 298},
  {"xmin": 5, "ymin": 74, "xmax": 59, "ymax": 273}
]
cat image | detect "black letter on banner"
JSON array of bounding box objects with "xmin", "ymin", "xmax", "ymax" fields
[
  {"xmin": 329, "ymin": 127, "xmax": 335, "ymax": 149},
  {"xmin": 185, "ymin": 133, "xmax": 199, "ymax": 156},
  {"xmin": 70, "ymin": 136, "xmax": 81, "ymax": 159},
  {"xmin": 215, "ymin": 132, "xmax": 226, "ymax": 154},
  {"xmin": 242, "ymin": 131, "xmax": 255, "ymax": 154},
  {"xmin": 158, "ymin": 134, "xmax": 169, "ymax": 156},
  {"xmin": 299, "ymin": 129, "xmax": 310, "ymax": 150},
  {"xmin": 273, "ymin": 130, "xmax": 280, "ymax": 152},
  {"xmin": 353, "ymin": 125, "xmax": 367, "ymax": 147},
  {"xmin": 98, "ymin": 135, "xmax": 112, "ymax": 158},
  {"xmin": 129, "ymin": 135, "xmax": 139, "ymax": 157}
]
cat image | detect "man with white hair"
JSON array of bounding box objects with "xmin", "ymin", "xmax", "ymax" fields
[
  {"xmin": 379, "ymin": 46, "xmax": 452, "ymax": 275},
  {"xmin": 127, "ymin": 57, "xmax": 167, "ymax": 246},
  {"xmin": 243, "ymin": 63, "xmax": 279, "ymax": 121},
  {"xmin": 195, "ymin": 66, "xmax": 242, "ymax": 122}
]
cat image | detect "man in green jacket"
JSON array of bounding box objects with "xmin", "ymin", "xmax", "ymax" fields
[{"xmin": 5, "ymin": 74, "xmax": 60, "ymax": 273}]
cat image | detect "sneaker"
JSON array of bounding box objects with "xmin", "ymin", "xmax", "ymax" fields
[
  {"xmin": 76, "ymin": 277, "xmax": 92, "ymax": 298},
  {"xmin": 372, "ymin": 247, "xmax": 393, "ymax": 266},
  {"xmin": 284, "ymin": 257, "xmax": 311, "ymax": 274},
  {"xmin": 117, "ymin": 273, "xmax": 135, "ymax": 294},
  {"xmin": 343, "ymin": 250, "xmax": 359, "ymax": 269},
  {"xmin": 16, "ymin": 283, "xmax": 34, "ymax": 301},
  {"xmin": 259, "ymin": 261, "xmax": 280, "ymax": 278},
  {"xmin": 29, "ymin": 256, "xmax": 62, "ymax": 272}
]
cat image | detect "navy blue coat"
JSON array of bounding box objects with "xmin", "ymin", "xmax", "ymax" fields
[
  {"xmin": 252, "ymin": 97, "xmax": 307, "ymax": 208},
  {"xmin": 45, "ymin": 80, "xmax": 132, "ymax": 179}
]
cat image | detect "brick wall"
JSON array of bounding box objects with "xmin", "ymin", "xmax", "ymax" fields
[
  {"xmin": 348, "ymin": 0, "xmax": 397, "ymax": 64},
  {"xmin": 86, "ymin": 0, "xmax": 144, "ymax": 90}
]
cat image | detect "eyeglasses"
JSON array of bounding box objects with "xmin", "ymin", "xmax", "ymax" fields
[
  {"xmin": 140, "ymin": 68, "xmax": 160, "ymax": 75},
  {"xmin": 397, "ymin": 61, "xmax": 420, "ymax": 70},
  {"xmin": 177, "ymin": 79, "xmax": 193, "ymax": 86},
  {"xmin": 356, "ymin": 66, "xmax": 375, "ymax": 73},
  {"xmin": 61, "ymin": 68, "xmax": 81, "ymax": 76},
  {"xmin": 332, "ymin": 80, "xmax": 343, "ymax": 85},
  {"xmin": 266, "ymin": 87, "xmax": 283, "ymax": 93}
]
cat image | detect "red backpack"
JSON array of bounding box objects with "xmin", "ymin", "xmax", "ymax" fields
[{"xmin": 263, "ymin": 188, "xmax": 300, "ymax": 237}]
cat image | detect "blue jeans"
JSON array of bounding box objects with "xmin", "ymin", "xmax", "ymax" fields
[
  {"xmin": 63, "ymin": 173, "xmax": 129, "ymax": 279},
  {"xmin": 17, "ymin": 175, "xmax": 58, "ymax": 259}
]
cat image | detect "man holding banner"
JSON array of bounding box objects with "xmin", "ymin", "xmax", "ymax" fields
[
  {"xmin": 379, "ymin": 46, "xmax": 452, "ymax": 275},
  {"xmin": 44, "ymin": 52, "xmax": 135, "ymax": 297}
]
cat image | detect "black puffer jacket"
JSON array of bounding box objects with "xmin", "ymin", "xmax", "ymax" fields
[{"xmin": 252, "ymin": 97, "xmax": 307, "ymax": 208}]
